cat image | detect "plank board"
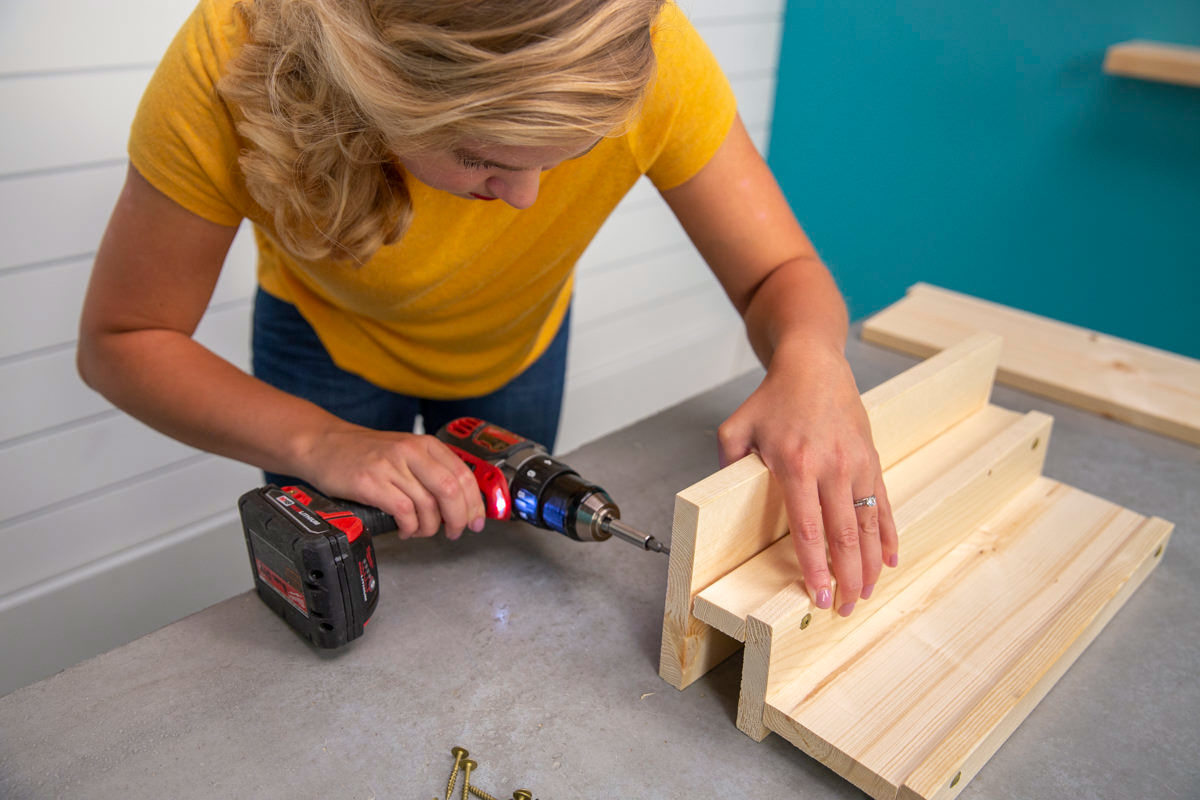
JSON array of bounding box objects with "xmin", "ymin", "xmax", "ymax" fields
[
  {"xmin": 1103, "ymin": 40, "xmax": 1200, "ymax": 89},
  {"xmin": 761, "ymin": 478, "xmax": 1170, "ymax": 800},
  {"xmin": 727, "ymin": 408, "xmax": 1049, "ymax": 740},
  {"xmin": 862, "ymin": 283, "xmax": 1200, "ymax": 446},
  {"xmin": 692, "ymin": 403, "xmax": 1027, "ymax": 642},
  {"xmin": 660, "ymin": 333, "xmax": 1003, "ymax": 689},
  {"xmin": 662, "ymin": 321, "xmax": 1172, "ymax": 798}
]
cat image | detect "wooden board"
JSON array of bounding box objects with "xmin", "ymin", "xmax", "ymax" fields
[
  {"xmin": 659, "ymin": 333, "xmax": 1003, "ymax": 689},
  {"xmin": 761, "ymin": 480, "xmax": 1171, "ymax": 800},
  {"xmin": 722, "ymin": 407, "xmax": 1052, "ymax": 741},
  {"xmin": 1104, "ymin": 40, "xmax": 1200, "ymax": 89},
  {"xmin": 661, "ymin": 332, "xmax": 1172, "ymax": 799},
  {"xmin": 692, "ymin": 404, "xmax": 1035, "ymax": 642},
  {"xmin": 862, "ymin": 283, "xmax": 1200, "ymax": 446}
]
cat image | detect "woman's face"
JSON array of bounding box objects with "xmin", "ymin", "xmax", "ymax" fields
[{"xmin": 395, "ymin": 138, "xmax": 599, "ymax": 209}]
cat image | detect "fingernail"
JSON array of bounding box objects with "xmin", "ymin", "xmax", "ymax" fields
[
  {"xmin": 815, "ymin": 588, "xmax": 832, "ymax": 609},
  {"xmin": 887, "ymin": 553, "xmax": 899, "ymax": 568},
  {"xmin": 838, "ymin": 602, "xmax": 856, "ymax": 617},
  {"xmin": 861, "ymin": 584, "xmax": 875, "ymax": 600},
  {"xmin": 470, "ymin": 517, "xmax": 485, "ymax": 533}
]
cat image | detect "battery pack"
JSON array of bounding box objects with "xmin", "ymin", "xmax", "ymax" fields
[{"xmin": 238, "ymin": 485, "xmax": 379, "ymax": 648}]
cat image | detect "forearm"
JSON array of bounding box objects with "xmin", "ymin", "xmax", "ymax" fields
[
  {"xmin": 77, "ymin": 326, "xmax": 351, "ymax": 480},
  {"xmin": 741, "ymin": 255, "xmax": 849, "ymax": 368}
]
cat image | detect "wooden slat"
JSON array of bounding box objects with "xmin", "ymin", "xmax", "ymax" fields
[
  {"xmin": 1103, "ymin": 40, "xmax": 1200, "ymax": 89},
  {"xmin": 659, "ymin": 333, "xmax": 1004, "ymax": 690},
  {"xmin": 692, "ymin": 403, "xmax": 1028, "ymax": 642},
  {"xmin": 729, "ymin": 409, "xmax": 1050, "ymax": 740},
  {"xmin": 659, "ymin": 453, "xmax": 786, "ymax": 689},
  {"xmin": 898, "ymin": 514, "xmax": 1173, "ymax": 800},
  {"xmin": 859, "ymin": 332, "xmax": 1001, "ymax": 470},
  {"xmin": 761, "ymin": 478, "xmax": 1170, "ymax": 800},
  {"xmin": 862, "ymin": 283, "xmax": 1200, "ymax": 446}
]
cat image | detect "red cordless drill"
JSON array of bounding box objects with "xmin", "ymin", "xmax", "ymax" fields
[{"xmin": 238, "ymin": 417, "xmax": 668, "ymax": 648}]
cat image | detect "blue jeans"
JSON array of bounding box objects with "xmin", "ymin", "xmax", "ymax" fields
[{"xmin": 251, "ymin": 288, "xmax": 568, "ymax": 486}]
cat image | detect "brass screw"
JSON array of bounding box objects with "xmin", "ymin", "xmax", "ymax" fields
[
  {"xmin": 468, "ymin": 786, "xmax": 501, "ymax": 800},
  {"xmin": 461, "ymin": 759, "xmax": 478, "ymax": 800},
  {"xmin": 800, "ymin": 613, "xmax": 812, "ymax": 630},
  {"xmin": 513, "ymin": 792, "xmax": 533, "ymax": 800},
  {"xmin": 445, "ymin": 747, "xmax": 469, "ymax": 800},
  {"xmin": 950, "ymin": 770, "xmax": 962, "ymax": 788}
]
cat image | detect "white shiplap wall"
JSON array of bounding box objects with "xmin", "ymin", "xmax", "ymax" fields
[{"xmin": 0, "ymin": 0, "xmax": 784, "ymax": 696}]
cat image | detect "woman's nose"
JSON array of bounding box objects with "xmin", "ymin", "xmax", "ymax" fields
[{"xmin": 486, "ymin": 170, "xmax": 541, "ymax": 210}]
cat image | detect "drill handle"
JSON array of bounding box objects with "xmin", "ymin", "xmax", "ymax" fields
[{"xmin": 340, "ymin": 500, "xmax": 399, "ymax": 537}]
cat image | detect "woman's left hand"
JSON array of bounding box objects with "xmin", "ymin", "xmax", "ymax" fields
[{"xmin": 716, "ymin": 337, "xmax": 898, "ymax": 615}]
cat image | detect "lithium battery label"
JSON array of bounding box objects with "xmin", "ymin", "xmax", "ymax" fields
[{"xmin": 250, "ymin": 529, "xmax": 309, "ymax": 617}]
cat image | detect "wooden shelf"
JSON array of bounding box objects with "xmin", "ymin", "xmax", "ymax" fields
[
  {"xmin": 658, "ymin": 333, "xmax": 1173, "ymax": 800},
  {"xmin": 1103, "ymin": 39, "xmax": 1200, "ymax": 89}
]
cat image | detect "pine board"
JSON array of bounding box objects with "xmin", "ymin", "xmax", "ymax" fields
[
  {"xmin": 660, "ymin": 334, "xmax": 1003, "ymax": 689},
  {"xmin": 692, "ymin": 403, "xmax": 1032, "ymax": 642},
  {"xmin": 761, "ymin": 479, "xmax": 1171, "ymax": 800},
  {"xmin": 660, "ymin": 331, "xmax": 1172, "ymax": 799},
  {"xmin": 861, "ymin": 283, "xmax": 1200, "ymax": 446}
]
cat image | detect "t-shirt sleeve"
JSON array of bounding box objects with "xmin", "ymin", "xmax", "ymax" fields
[
  {"xmin": 630, "ymin": 2, "xmax": 739, "ymax": 191},
  {"xmin": 128, "ymin": 0, "xmax": 250, "ymax": 227}
]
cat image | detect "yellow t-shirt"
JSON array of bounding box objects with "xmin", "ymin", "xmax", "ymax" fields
[{"xmin": 129, "ymin": 0, "xmax": 737, "ymax": 398}]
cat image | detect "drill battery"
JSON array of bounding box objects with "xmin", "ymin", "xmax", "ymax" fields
[{"xmin": 238, "ymin": 485, "xmax": 381, "ymax": 648}]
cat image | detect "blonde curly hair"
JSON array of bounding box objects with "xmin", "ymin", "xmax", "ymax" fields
[{"xmin": 218, "ymin": 0, "xmax": 666, "ymax": 263}]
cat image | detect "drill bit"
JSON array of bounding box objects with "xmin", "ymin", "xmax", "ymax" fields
[{"xmin": 600, "ymin": 516, "xmax": 670, "ymax": 555}]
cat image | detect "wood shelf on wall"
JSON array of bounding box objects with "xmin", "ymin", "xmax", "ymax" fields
[{"xmin": 1103, "ymin": 39, "xmax": 1200, "ymax": 89}]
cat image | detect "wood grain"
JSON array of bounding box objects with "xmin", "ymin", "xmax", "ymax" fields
[
  {"xmin": 862, "ymin": 283, "xmax": 1200, "ymax": 446},
  {"xmin": 663, "ymin": 311, "xmax": 1172, "ymax": 799},
  {"xmin": 762, "ymin": 479, "xmax": 1170, "ymax": 799},
  {"xmin": 660, "ymin": 333, "xmax": 1003, "ymax": 689},
  {"xmin": 729, "ymin": 409, "xmax": 1050, "ymax": 740},
  {"xmin": 692, "ymin": 403, "xmax": 1028, "ymax": 643}
]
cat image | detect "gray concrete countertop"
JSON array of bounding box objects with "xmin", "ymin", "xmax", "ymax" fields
[{"xmin": 1, "ymin": 335, "xmax": 1197, "ymax": 799}]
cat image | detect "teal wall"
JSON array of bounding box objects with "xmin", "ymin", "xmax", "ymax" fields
[{"xmin": 767, "ymin": 2, "xmax": 1200, "ymax": 358}]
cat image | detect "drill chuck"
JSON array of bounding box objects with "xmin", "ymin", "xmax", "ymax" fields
[{"xmin": 511, "ymin": 459, "xmax": 669, "ymax": 553}]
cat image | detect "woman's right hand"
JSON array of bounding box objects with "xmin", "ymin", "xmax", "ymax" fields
[
  {"xmin": 79, "ymin": 166, "xmax": 485, "ymax": 545},
  {"xmin": 302, "ymin": 426, "xmax": 488, "ymax": 540}
]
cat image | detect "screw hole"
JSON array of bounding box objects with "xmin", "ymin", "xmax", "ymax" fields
[
  {"xmin": 1031, "ymin": 438, "xmax": 1040, "ymax": 451},
  {"xmin": 950, "ymin": 771, "xmax": 962, "ymax": 788},
  {"xmin": 800, "ymin": 613, "xmax": 812, "ymax": 630},
  {"xmin": 1154, "ymin": 545, "xmax": 1163, "ymax": 558},
  {"xmin": 309, "ymin": 569, "xmax": 324, "ymax": 580},
  {"xmin": 319, "ymin": 622, "xmax": 334, "ymax": 632}
]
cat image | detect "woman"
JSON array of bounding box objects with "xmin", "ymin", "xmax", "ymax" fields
[{"xmin": 78, "ymin": 0, "xmax": 897, "ymax": 616}]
